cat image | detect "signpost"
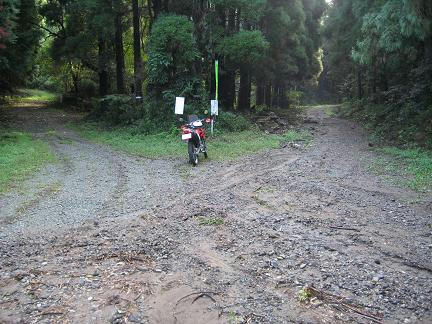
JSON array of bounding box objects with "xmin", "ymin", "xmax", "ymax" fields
[
  {"xmin": 211, "ymin": 100, "xmax": 219, "ymax": 116},
  {"xmin": 211, "ymin": 60, "xmax": 219, "ymax": 135},
  {"xmin": 175, "ymin": 97, "xmax": 185, "ymax": 115}
]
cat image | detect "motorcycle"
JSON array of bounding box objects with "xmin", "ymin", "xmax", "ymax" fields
[{"xmin": 180, "ymin": 114, "xmax": 212, "ymax": 166}]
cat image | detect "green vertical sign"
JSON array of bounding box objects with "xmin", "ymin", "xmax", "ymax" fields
[{"xmin": 215, "ymin": 60, "xmax": 219, "ymax": 101}]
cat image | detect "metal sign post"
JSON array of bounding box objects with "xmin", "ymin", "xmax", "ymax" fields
[{"xmin": 212, "ymin": 60, "xmax": 219, "ymax": 136}]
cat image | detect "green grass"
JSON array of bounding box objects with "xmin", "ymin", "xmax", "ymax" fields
[
  {"xmin": 0, "ymin": 132, "xmax": 56, "ymax": 193},
  {"xmin": 17, "ymin": 89, "xmax": 58, "ymax": 102},
  {"xmin": 197, "ymin": 216, "xmax": 225, "ymax": 226},
  {"xmin": 377, "ymin": 147, "xmax": 432, "ymax": 192},
  {"xmin": 73, "ymin": 122, "xmax": 311, "ymax": 161},
  {"xmin": 302, "ymin": 104, "xmax": 341, "ymax": 117},
  {"xmin": 4, "ymin": 89, "xmax": 59, "ymax": 104}
]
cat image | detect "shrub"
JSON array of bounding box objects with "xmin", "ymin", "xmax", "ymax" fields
[
  {"xmin": 99, "ymin": 95, "xmax": 140, "ymax": 125},
  {"xmin": 217, "ymin": 112, "xmax": 252, "ymax": 132},
  {"xmin": 79, "ymin": 79, "xmax": 98, "ymax": 97},
  {"xmin": 287, "ymin": 90, "xmax": 302, "ymax": 108}
]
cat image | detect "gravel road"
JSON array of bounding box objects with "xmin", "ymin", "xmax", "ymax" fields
[{"xmin": 0, "ymin": 105, "xmax": 431, "ymax": 324}]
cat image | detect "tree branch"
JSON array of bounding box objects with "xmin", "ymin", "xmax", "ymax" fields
[{"xmin": 28, "ymin": 21, "xmax": 62, "ymax": 38}]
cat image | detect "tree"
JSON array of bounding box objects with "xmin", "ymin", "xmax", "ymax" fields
[
  {"xmin": 147, "ymin": 14, "xmax": 199, "ymax": 100},
  {"xmin": 323, "ymin": 0, "xmax": 432, "ymax": 146},
  {"xmin": 217, "ymin": 30, "xmax": 269, "ymax": 111},
  {"xmin": 132, "ymin": 0, "xmax": 143, "ymax": 97},
  {"xmin": 0, "ymin": 0, "xmax": 41, "ymax": 92},
  {"xmin": 113, "ymin": 0, "xmax": 127, "ymax": 94}
]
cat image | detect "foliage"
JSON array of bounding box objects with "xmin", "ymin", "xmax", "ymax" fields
[
  {"xmin": 378, "ymin": 147, "xmax": 432, "ymax": 191},
  {"xmin": 73, "ymin": 121, "xmax": 309, "ymax": 161},
  {"xmin": 217, "ymin": 30, "xmax": 269, "ymax": 65},
  {"xmin": 0, "ymin": 0, "xmax": 41, "ymax": 92},
  {"xmin": 4, "ymin": 0, "xmax": 327, "ymax": 114},
  {"xmin": 98, "ymin": 95, "xmax": 139, "ymax": 125},
  {"xmin": 323, "ymin": 0, "xmax": 432, "ymax": 147},
  {"xmin": 197, "ymin": 216, "xmax": 224, "ymax": 226},
  {"xmin": 0, "ymin": 131, "xmax": 55, "ymax": 193},
  {"xmin": 217, "ymin": 112, "xmax": 251, "ymax": 132},
  {"xmin": 148, "ymin": 14, "xmax": 199, "ymax": 87},
  {"xmin": 298, "ymin": 287, "xmax": 313, "ymax": 302},
  {"xmin": 287, "ymin": 90, "xmax": 303, "ymax": 108},
  {"xmin": 0, "ymin": 0, "xmax": 18, "ymax": 49}
]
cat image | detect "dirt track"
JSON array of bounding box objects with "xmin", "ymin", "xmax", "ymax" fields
[{"xmin": 0, "ymin": 105, "xmax": 431, "ymax": 323}]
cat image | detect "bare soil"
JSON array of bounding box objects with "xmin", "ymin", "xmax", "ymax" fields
[{"xmin": 0, "ymin": 104, "xmax": 431, "ymax": 324}]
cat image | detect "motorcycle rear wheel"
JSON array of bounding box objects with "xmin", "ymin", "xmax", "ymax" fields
[{"xmin": 188, "ymin": 141, "xmax": 198, "ymax": 166}]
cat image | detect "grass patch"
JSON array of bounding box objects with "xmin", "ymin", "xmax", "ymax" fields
[
  {"xmin": 298, "ymin": 287, "xmax": 314, "ymax": 303},
  {"xmin": 302, "ymin": 105, "xmax": 341, "ymax": 117},
  {"xmin": 197, "ymin": 216, "xmax": 224, "ymax": 226},
  {"xmin": 0, "ymin": 132, "xmax": 56, "ymax": 193},
  {"xmin": 72, "ymin": 122, "xmax": 311, "ymax": 161},
  {"xmin": 377, "ymin": 147, "xmax": 432, "ymax": 192},
  {"xmin": 14, "ymin": 89, "xmax": 59, "ymax": 102}
]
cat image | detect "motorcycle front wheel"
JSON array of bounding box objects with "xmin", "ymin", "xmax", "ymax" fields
[
  {"xmin": 203, "ymin": 139, "xmax": 208, "ymax": 159},
  {"xmin": 188, "ymin": 141, "xmax": 198, "ymax": 166}
]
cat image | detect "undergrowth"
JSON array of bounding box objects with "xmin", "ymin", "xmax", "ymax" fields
[
  {"xmin": 338, "ymin": 101, "xmax": 431, "ymax": 192},
  {"xmin": 340, "ymin": 100, "xmax": 432, "ymax": 148},
  {"xmin": 376, "ymin": 147, "xmax": 432, "ymax": 192},
  {"xmin": 10, "ymin": 89, "xmax": 59, "ymax": 103},
  {"xmin": 72, "ymin": 122, "xmax": 310, "ymax": 161}
]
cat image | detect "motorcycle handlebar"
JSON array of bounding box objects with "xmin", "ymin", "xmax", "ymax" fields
[{"xmin": 182, "ymin": 118, "xmax": 213, "ymax": 127}]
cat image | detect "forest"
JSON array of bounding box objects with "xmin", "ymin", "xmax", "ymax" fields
[{"xmin": 0, "ymin": 0, "xmax": 429, "ymax": 146}]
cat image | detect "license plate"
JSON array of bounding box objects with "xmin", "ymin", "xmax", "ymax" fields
[{"xmin": 182, "ymin": 133, "xmax": 192, "ymax": 140}]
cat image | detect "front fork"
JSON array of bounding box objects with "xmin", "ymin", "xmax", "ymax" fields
[{"xmin": 190, "ymin": 132, "xmax": 206, "ymax": 153}]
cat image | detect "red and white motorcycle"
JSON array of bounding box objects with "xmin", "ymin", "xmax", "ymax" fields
[{"xmin": 180, "ymin": 115, "xmax": 212, "ymax": 166}]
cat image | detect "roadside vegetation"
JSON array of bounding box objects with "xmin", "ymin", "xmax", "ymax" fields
[
  {"xmin": 0, "ymin": 132, "xmax": 55, "ymax": 193},
  {"xmin": 322, "ymin": 2, "xmax": 431, "ymax": 150},
  {"xmin": 3, "ymin": 89, "xmax": 59, "ymax": 105},
  {"xmin": 371, "ymin": 147, "xmax": 432, "ymax": 192},
  {"xmin": 73, "ymin": 120, "xmax": 310, "ymax": 161}
]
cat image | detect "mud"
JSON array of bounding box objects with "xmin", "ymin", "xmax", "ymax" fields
[{"xmin": 0, "ymin": 105, "xmax": 431, "ymax": 323}]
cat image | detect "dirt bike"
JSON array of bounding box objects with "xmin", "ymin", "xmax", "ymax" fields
[{"xmin": 180, "ymin": 114, "xmax": 212, "ymax": 166}]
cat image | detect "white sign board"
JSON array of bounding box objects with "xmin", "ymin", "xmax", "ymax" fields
[
  {"xmin": 175, "ymin": 97, "xmax": 185, "ymax": 115},
  {"xmin": 211, "ymin": 100, "xmax": 219, "ymax": 116}
]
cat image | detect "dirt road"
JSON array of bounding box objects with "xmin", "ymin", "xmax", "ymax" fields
[{"xmin": 0, "ymin": 105, "xmax": 431, "ymax": 323}]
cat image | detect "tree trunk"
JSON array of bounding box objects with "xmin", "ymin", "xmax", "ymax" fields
[
  {"xmin": 273, "ymin": 84, "xmax": 280, "ymax": 108},
  {"xmin": 209, "ymin": 66, "xmax": 215, "ymax": 100},
  {"xmin": 162, "ymin": 0, "xmax": 169, "ymax": 12},
  {"xmin": 114, "ymin": 12, "xmax": 126, "ymax": 94},
  {"xmin": 372, "ymin": 57, "xmax": 377, "ymax": 95},
  {"xmin": 228, "ymin": 8, "xmax": 235, "ymax": 34},
  {"xmin": 425, "ymin": 35, "xmax": 432, "ymax": 63},
  {"xmin": 265, "ymin": 81, "xmax": 272, "ymax": 107},
  {"xmin": 256, "ymin": 78, "xmax": 265, "ymax": 106},
  {"xmin": 238, "ymin": 66, "xmax": 251, "ymax": 111},
  {"xmin": 220, "ymin": 66, "xmax": 235, "ymax": 110},
  {"xmin": 132, "ymin": 0, "xmax": 143, "ymax": 97},
  {"xmin": 152, "ymin": 0, "xmax": 162, "ymax": 19},
  {"xmin": 357, "ymin": 67, "xmax": 363, "ymax": 100},
  {"xmin": 98, "ymin": 37, "xmax": 109, "ymax": 97},
  {"xmin": 280, "ymin": 85, "xmax": 288, "ymax": 108},
  {"xmin": 381, "ymin": 57, "xmax": 388, "ymax": 92}
]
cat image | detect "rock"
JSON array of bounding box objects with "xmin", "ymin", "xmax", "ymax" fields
[
  {"xmin": 128, "ymin": 314, "xmax": 141, "ymax": 323},
  {"xmin": 300, "ymin": 263, "xmax": 307, "ymax": 269},
  {"xmin": 270, "ymin": 261, "xmax": 280, "ymax": 269}
]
